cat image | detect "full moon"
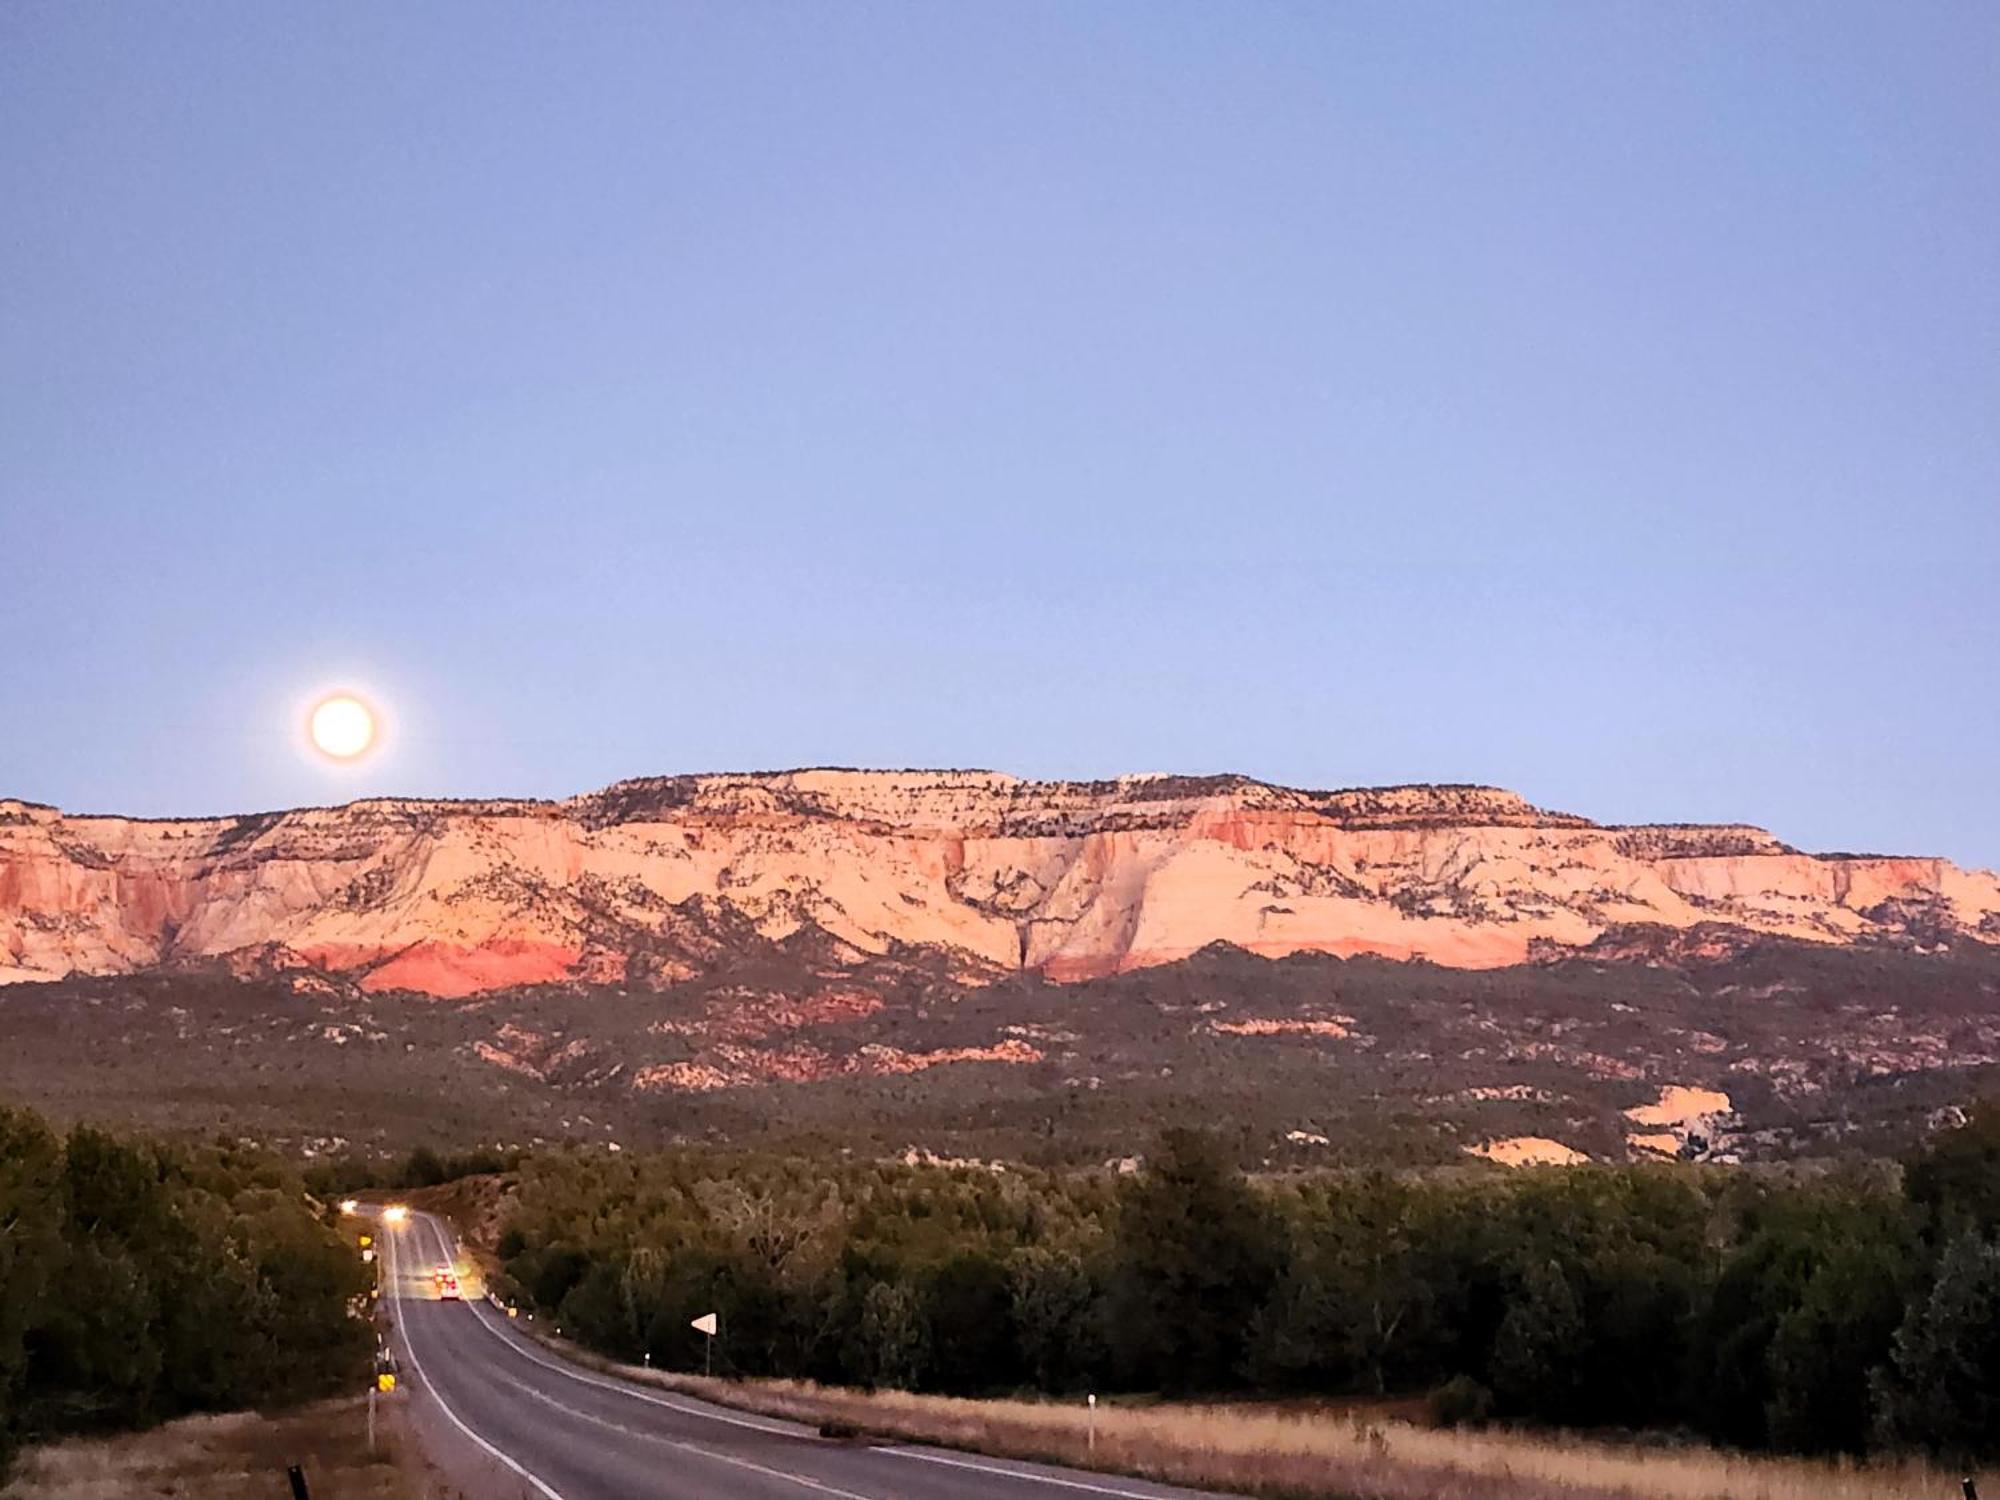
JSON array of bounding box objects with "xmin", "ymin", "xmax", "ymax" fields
[{"xmin": 309, "ymin": 695, "xmax": 377, "ymax": 760}]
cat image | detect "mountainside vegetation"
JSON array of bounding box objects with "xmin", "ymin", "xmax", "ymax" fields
[
  {"xmin": 0, "ymin": 1102, "xmax": 372, "ymax": 1472},
  {"xmin": 5, "ymin": 938, "xmax": 1999, "ymax": 1169},
  {"xmin": 485, "ymin": 1105, "xmax": 2000, "ymax": 1463}
]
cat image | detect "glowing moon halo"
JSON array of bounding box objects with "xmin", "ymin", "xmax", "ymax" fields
[{"xmin": 309, "ymin": 694, "xmax": 377, "ymax": 760}]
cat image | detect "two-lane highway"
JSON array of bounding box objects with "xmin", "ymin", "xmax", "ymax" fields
[{"xmin": 381, "ymin": 1209, "xmax": 1234, "ymax": 1500}]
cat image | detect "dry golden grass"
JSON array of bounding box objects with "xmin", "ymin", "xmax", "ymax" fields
[
  {"xmin": 0, "ymin": 1396, "xmax": 457, "ymax": 1500},
  {"xmin": 542, "ymin": 1333, "xmax": 1961, "ymax": 1500}
]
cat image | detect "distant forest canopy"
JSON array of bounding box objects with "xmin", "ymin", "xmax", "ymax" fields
[
  {"xmin": 459, "ymin": 1106, "xmax": 2000, "ymax": 1462},
  {"xmin": 0, "ymin": 1102, "xmax": 373, "ymax": 1470}
]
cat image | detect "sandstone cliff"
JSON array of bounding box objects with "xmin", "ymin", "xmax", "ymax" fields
[{"xmin": 3, "ymin": 770, "xmax": 1995, "ymax": 996}]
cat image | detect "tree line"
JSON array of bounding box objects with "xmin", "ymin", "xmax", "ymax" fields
[
  {"xmin": 305, "ymin": 1142, "xmax": 520, "ymax": 1196},
  {"xmin": 0, "ymin": 1101, "xmax": 373, "ymax": 1470},
  {"xmin": 492, "ymin": 1104, "xmax": 2000, "ymax": 1461}
]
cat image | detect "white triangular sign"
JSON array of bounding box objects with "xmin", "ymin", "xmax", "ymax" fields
[{"xmin": 691, "ymin": 1312, "xmax": 718, "ymax": 1336}]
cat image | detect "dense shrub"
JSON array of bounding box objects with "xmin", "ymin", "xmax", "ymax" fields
[
  {"xmin": 1428, "ymin": 1373, "xmax": 1495, "ymax": 1428},
  {"xmin": 491, "ymin": 1103, "xmax": 2000, "ymax": 1460},
  {"xmin": 0, "ymin": 1103, "xmax": 372, "ymax": 1468}
]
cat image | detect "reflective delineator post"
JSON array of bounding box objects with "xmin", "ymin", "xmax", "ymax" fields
[
  {"xmin": 286, "ymin": 1464, "xmax": 310, "ymax": 1500},
  {"xmin": 1087, "ymin": 1393, "xmax": 1097, "ymax": 1456}
]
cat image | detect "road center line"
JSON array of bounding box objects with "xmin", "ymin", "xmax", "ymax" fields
[
  {"xmin": 876, "ymin": 1447, "xmax": 1192, "ymax": 1499},
  {"xmin": 679, "ymin": 1442, "xmax": 884, "ymax": 1500}
]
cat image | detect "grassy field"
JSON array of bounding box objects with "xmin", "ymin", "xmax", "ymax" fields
[
  {"xmin": 0, "ymin": 1396, "xmax": 453, "ymax": 1500},
  {"xmin": 539, "ymin": 1335, "xmax": 1963, "ymax": 1500}
]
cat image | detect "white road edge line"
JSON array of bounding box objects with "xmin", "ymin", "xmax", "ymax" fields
[
  {"xmin": 390, "ymin": 1213, "xmax": 569, "ymax": 1500},
  {"xmin": 417, "ymin": 1212, "xmax": 811, "ymax": 1441},
  {"xmin": 509, "ymin": 1380, "xmax": 882, "ymax": 1499},
  {"xmin": 420, "ymin": 1213, "xmax": 1214, "ymax": 1499},
  {"xmin": 876, "ymin": 1447, "xmax": 1195, "ymax": 1500}
]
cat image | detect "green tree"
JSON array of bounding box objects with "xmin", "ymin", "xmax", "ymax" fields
[
  {"xmin": 150, "ymin": 1211, "xmax": 266, "ymax": 1412},
  {"xmin": 925, "ymin": 1251, "xmax": 1017, "ymax": 1395},
  {"xmin": 1905, "ymin": 1102, "xmax": 2000, "ymax": 1240},
  {"xmin": 1488, "ymin": 1257, "xmax": 1587, "ymax": 1420},
  {"xmin": 1764, "ymin": 1237, "xmax": 1909, "ymax": 1453},
  {"xmin": 1008, "ymin": 1246, "xmax": 1096, "ymax": 1391},
  {"xmin": 3, "ymin": 1105, "xmax": 371, "ymax": 1455},
  {"xmin": 1873, "ymin": 1232, "xmax": 2000, "ymax": 1459},
  {"xmin": 1692, "ymin": 1176, "xmax": 1915, "ymax": 1451},
  {"xmin": 559, "ymin": 1261, "xmax": 637, "ymax": 1355},
  {"xmin": 0, "ymin": 1108, "xmax": 62, "ymax": 1463},
  {"xmin": 33, "ymin": 1238, "xmax": 163, "ymax": 1422},
  {"xmin": 1248, "ymin": 1176, "xmax": 1468, "ymax": 1396},
  {"xmin": 1475, "ymin": 1170, "xmax": 1705, "ymax": 1430},
  {"xmin": 231, "ymin": 1189, "xmax": 373, "ymax": 1402},
  {"xmin": 62, "ymin": 1127, "xmax": 165, "ymax": 1242},
  {"xmin": 1103, "ymin": 1129, "xmax": 1280, "ymax": 1392},
  {"xmin": 856, "ymin": 1281, "xmax": 930, "ymax": 1390},
  {"xmin": 400, "ymin": 1146, "xmax": 448, "ymax": 1189}
]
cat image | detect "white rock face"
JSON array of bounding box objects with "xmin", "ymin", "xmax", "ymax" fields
[
  {"xmin": 1469, "ymin": 1137, "xmax": 1592, "ymax": 1167},
  {"xmin": 2, "ymin": 770, "xmax": 1995, "ymax": 996},
  {"xmin": 1624, "ymin": 1085, "xmax": 1737, "ymax": 1159}
]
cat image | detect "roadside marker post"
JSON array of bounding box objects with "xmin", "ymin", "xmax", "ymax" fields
[
  {"xmin": 370, "ymin": 1349, "xmax": 397, "ymax": 1455},
  {"xmin": 286, "ymin": 1463, "xmax": 310, "ymax": 1499},
  {"xmin": 1087, "ymin": 1393, "xmax": 1096, "ymax": 1455},
  {"xmin": 692, "ymin": 1312, "xmax": 719, "ymax": 1377}
]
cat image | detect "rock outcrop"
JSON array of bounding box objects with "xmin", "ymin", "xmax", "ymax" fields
[{"xmin": 3, "ymin": 770, "xmax": 1996, "ymax": 996}]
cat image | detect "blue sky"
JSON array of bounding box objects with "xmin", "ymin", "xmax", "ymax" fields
[{"xmin": 3, "ymin": 4, "xmax": 1995, "ymax": 865}]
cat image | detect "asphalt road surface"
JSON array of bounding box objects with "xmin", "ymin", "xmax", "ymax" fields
[{"xmin": 380, "ymin": 1208, "xmax": 1237, "ymax": 1500}]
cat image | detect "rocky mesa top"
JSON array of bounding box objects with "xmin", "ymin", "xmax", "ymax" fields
[{"xmin": 1, "ymin": 769, "xmax": 1991, "ymax": 995}]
